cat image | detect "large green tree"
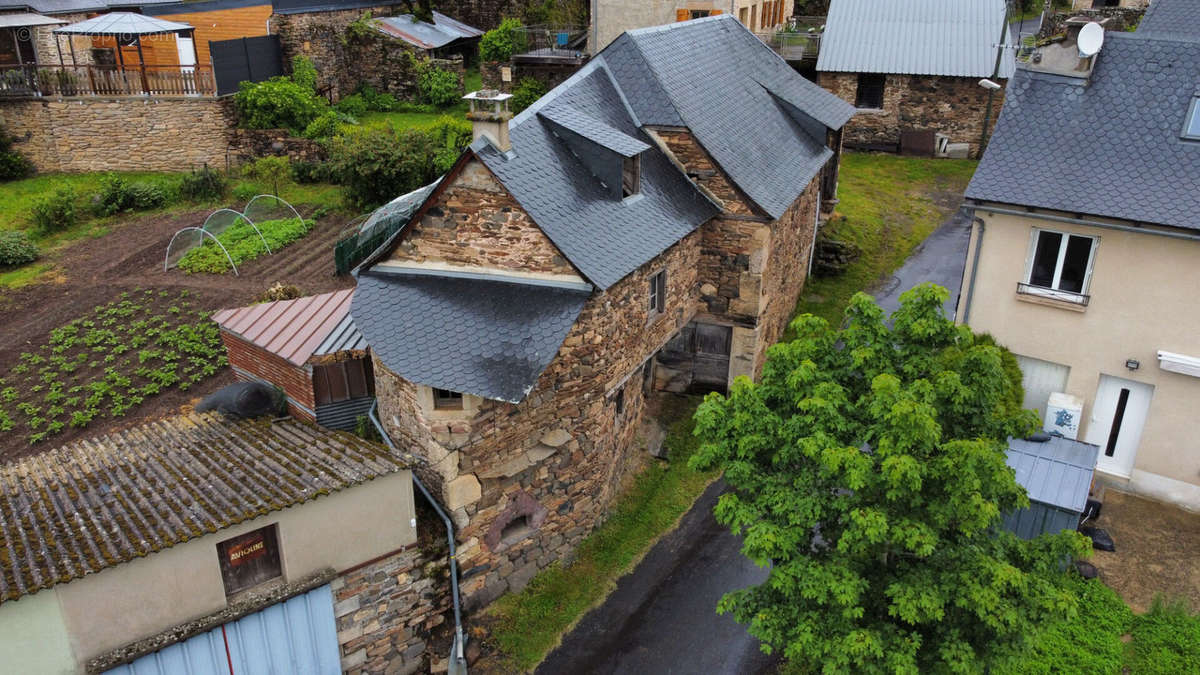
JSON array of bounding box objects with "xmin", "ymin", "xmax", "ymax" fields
[{"xmin": 690, "ymin": 284, "xmax": 1089, "ymax": 673}]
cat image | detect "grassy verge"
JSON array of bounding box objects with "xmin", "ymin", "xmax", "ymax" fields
[
  {"xmin": 0, "ymin": 171, "xmax": 175, "ymax": 234},
  {"xmin": 790, "ymin": 152, "xmax": 976, "ymax": 328},
  {"xmin": 486, "ymin": 395, "xmax": 719, "ymax": 670}
]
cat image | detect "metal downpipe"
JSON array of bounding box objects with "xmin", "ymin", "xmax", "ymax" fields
[
  {"xmin": 962, "ymin": 214, "xmax": 985, "ymax": 326},
  {"xmin": 368, "ymin": 400, "xmax": 467, "ymax": 674}
]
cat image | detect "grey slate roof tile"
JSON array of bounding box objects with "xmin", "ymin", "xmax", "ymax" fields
[
  {"xmin": 352, "ymin": 272, "xmax": 590, "ymax": 403},
  {"xmin": 1137, "ymin": 0, "xmax": 1200, "ymax": 41},
  {"xmin": 967, "ymin": 32, "xmax": 1200, "ymax": 229},
  {"xmin": 538, "ymin": 104, "xmax": 651, "ymax": 157}
]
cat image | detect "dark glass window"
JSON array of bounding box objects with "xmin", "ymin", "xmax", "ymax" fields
[
  {"xmin": 622, "ymin": 154, "xmax": 641, "ymax": 197},
  {"xmin": 855, "ymin": 74, "xmax": 886, "ymax": 108},
  {"xmin": 1029, "ymin": 231, "xmax": 1062, "ymax": 288},
  {"xmin": 216, "ymin": 525, "xmax": 282, "ymax": 597},
  {"xmin": 649, "ymin": 270, "xmax": 666, "ymax": 314},
  {"xmin": 434, "ymin": 388, "xmax": 463, "ymax": 410},
  {"xmin": 614, "ymin": 388, "xmax": 625, "ymax": 415},
  {"xmin": 1027, "ymin": 230, "xmax": 1096, "ymax": 294},
  {"xmin": 1184, "ymin": 97, "xmax": 1200, "ymax": 140}
]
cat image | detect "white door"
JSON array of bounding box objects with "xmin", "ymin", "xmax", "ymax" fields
[
  {"xmin": 1016, "ymin": 354, "xmax": 1070, "ymax": 419},
  {"xmin": 1085, "ymin": 374, "xmax": 1155, "ymax": 477},
  {"xmin": 176, "ymin": 36, "xmax": 196, "ymax": 73}
]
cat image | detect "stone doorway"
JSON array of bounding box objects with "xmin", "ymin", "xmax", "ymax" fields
[{"xmin": 656, "ymin": 322, "xmax": 732, "ymax": 394}]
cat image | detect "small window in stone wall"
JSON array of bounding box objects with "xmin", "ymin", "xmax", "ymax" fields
[
  {"xmin": 216, "ymin": 524, "xmax": 283, "ymax": 597},
  {"xmin": 855, "ymin": 73, "xmax": 886, "ymax": 109},
  {"xmin": 485, "ymin": 492, "xmax": 549, "ymax": 552},
  {"xmin": 434, "ymin": 388, "xmax": 464, "ymax": 410},
  {"xmin": 648, "ymin": 270, "xmax": 666, "ymax": 315},
  {"xmin": 500, "ymin": 515, "xmax": 534, "ymax": 546},
  {"xmin": 614, "ymin": 387, "xmax": 625, "ymax": 416}
]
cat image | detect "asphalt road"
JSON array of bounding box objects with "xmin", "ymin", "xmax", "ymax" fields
[{"xmin": 536, "ymin": 209, "xmax": 973, "ymax": 675}]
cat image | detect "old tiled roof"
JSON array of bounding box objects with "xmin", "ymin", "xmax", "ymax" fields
[
  {"xmin": 817, "ymin": 0, "xmax": 1016, "ymax": 78},
  {"xmin": 1137, "ymin": 0, "xmax": 1200, "ymax": 41},
  {"xmin": 966, "ymin": 32, "xmax": 1200, "ymax": 229},
  {"xmin": 0, "ymin": 413, "xmax": 406, "ymax": 604},
  {"xmin": 213, "ymin": 289, "xmax": 357, "ymax": 366},
  {"xmin": 352, "ymin": 271, "xmax": 590, "ymax": 403}
]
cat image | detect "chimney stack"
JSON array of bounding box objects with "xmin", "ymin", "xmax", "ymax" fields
[{"xmin": 464, "ymin": 90, "xmax": 514, "ymax": 152}]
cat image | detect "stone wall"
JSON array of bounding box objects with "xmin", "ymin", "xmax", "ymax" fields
[
  {"xmin": 755, "ymin": 177, "xmax": 820, "ymax": 376},
  {"xmin": 227, "ymin": 128, "xmax": 328, "ymax": 167},
  {"xmin": 817, "ymin": 72, "xmax": 1005, "ymax": 157},
  {"xmin": 385, "ymin": 161, "xmax": 578, "ymax": 277},
  {"xmin": 0, "ymin": 96, "xmax": 235, "ymax": 172},
  {"xmin": 334, "ymin": 544, "xmax": 452, "ymax": 675},
  {"xmin": 27, "ymin": 12, "xmax": 94, "ymax": 67},
  {"xmin": 1043, "ymin": 7, "xmax": 1146, "ymax": 36}
]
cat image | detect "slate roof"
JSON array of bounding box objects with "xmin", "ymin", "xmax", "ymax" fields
[
  {"xmin": 213, "ymin": 289, "xmax": 358, "ymax": 366},
  {"xmin": 1006, "ymin": 436, "xmax": 1099, "ymax": 513},
  {"xmin": 352, "ymin": 271, "xmax": 590, "ymax": 403},
  {"xmin": 537, "ymin": 104, "xmax": 651, "ymax": 157},
  {"xmin": 817, "ymin": 0, "xmax": 1016, "ymax": 78},
  {"xmin": 0, "ymin": 413, "xmax": 407, "ymax": 604},
  {"xmin": 375, "ymin": 11, "xmax": 482, "ymax": 50},
  {"xmin": 966, "ymin": 32, "xmax": 1200, "ymax": 230},
  {"xmin": 1137, "ymin": 0, "xmax": 1200, "ymax": 41}
]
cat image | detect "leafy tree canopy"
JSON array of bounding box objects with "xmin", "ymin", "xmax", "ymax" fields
[{"xmin": 690, "ymin": 284, "xmax": 1090, "ymax": 673}]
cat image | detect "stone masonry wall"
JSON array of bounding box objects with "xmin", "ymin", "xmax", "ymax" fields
[
  {"xmin": 755, "ymin": 176, "xmax": 820, "ymax": 376},
  {"xmin": 334, "ymin": 544, "xmax": 452, "ymax": 675},
  {"xmin": 817, "ymin": 72, "xmax": 1005, "ymax": 157},
  {"xmin": 0, "ymin": 97, "xmax": 235, "ymax": 172},
  {"xmin": 385, "ymin": 161, "xmax": 579, "ymax": 277},
  {"xmin": 26, "ymin": 12, "xmax": 94, "ymax": 67},
  {"xmin": 227, "ymin": 128, "xmax": 328, "ymax": 167}
]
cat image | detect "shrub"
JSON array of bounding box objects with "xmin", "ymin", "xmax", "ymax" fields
[
  {"xmin": 232, "ymin": 182, "xmax": 258, "ymax": 202},
  {"xmin": 291, "ymin": 160, "xmax": 332, "ymax": 183},
  {"xmin": 1129, "ymin": 596, "xmax": 1200, "ymax": 673},
  {"xmin": 511, "ymin": 77, "xmax": 548, "ymax": 114},
  {"xmin": 428, "ymin": 116, "xmax": 473, "ymax": 173},
  {"xmin": 233, "ymin": 77, "xmax": 327, "ymax": 134},
  {"xmin": 242, "ymin": 156, "xmax": 291, "ymax": 185},
  {"xmin": 327, "ymin": 125, "xmax": 440, "ymax": 208},
  {"xmin": 30, "ymin": 183, "xmax": 78, "ymax": 232},
  {"xmin": 392, "ymin": 101, "xmax": 438, "ymax": 114},
  {"xmin": 0, "ymin": 125, "xmax": 33, "ymax": 181},
  {"xmin": 291, "ymin": 54, "xmax": 318, "ymax": 91},
  {"xmin": 357, "ymin": 84, "xmax": 398, "ymax": 112},
  {"xmin": 480, "ymin": 17, "xmax": 526, "ymax": 62},
  {"xmin": 0, "ymin": 230, "xmax": 38, "ymax": 267},
  {"xmin": 417, "ymin": 65, "xmax": 461, "ymax": 108},
  {"xmin": 179, "ymin": 165, "xmax": 226, "ymax": 202},
  {"xmin": 303, "ymin": 111, "xmax": 342, "ymax": 139},
  {"xmin": 94, "ymin": 174, "xmax": 166, "ymax": 215},
  {"xmin": 335, "ymin": 93, "xmax": 369, "ymax": 117}
]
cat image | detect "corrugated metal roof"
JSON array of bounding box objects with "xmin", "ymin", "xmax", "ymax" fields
[
  {"xmin": 105, "ymin": 584, "xmax": 340, "ymax": 675},
  {"xmin": 213, "ymin": 289, "xmax": 356, "ymax": 366},
  {"xmin": 816, "ymin": 0, "xmax": 1015, "ymax": 78},
  {"xmin": 0, "ymin": 12, "xmax": 64, "ymax": 28},
  {"xmin": 1006, "ymin": 436, "xmax": 1099, "ymax": 513},
  {"xmin": 376, "ymin": 11, "xmax": 482, "ymax": 50},
  {"xmin": 53, "ymin": 11, "xmax": 192, "ymax": 35},
  {"xmin": 0, "ymin": 413, "xmax": 407, "ymax": 604},
  {"xmin": 313, "ymin": 313, "xmax": 367, "ymax": 357}
]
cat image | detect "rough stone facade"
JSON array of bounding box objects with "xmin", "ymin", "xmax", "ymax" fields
[
  {"xmin": 1043, "ymin": 7, "xmax": 1147, "ymax": 36},
  {"xmin": 817, "ymin": 72, "xmax": 1005, "ymax": 156},
  {"xmin": 0, "ymin": 96, "xmax": 235, "ymax": 172},
  {"xmin": 334, "ymin": 544, "xmax": 452, "ymax": 675},
  {"xmin": 26, "ymin": 12, "xmax": 94, "ymax": 67},
  {"xmin": 228, "ymin": 128, "xmax": 328, "ymax": 167}
]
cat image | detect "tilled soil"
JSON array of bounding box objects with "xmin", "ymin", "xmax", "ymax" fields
[{"xmin": 0, "ymin": 207, "xmax": 354, "ymax": 462}]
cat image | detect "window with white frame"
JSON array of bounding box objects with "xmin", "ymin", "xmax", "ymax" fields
[
  {"xmin": 1184, "ymin": 96, "xmax": 1200, "ymax": 140},
  {"xmin": 648, "ymin": 270, "xmax": 666, "ymax": 315},
  {"xmin": 1023, "ymin": 229, "xmax": 1097, "ymax": 301}
]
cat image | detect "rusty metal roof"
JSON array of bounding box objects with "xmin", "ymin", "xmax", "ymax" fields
[
  {"xmin": 375, "ymin": 11, "xmax": 482, "ymax": 50},
  {"xmin": 0, "ymin": 413, "xmax": 408, "ymax": 604},
  {"xmin": 213, "ymin": 289, "xmax": 358, "ymax": 366}
]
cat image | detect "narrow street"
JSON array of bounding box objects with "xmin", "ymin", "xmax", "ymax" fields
[{"xmin": 536, "ymin": 210, "xmax": 974, "ymax": 674}]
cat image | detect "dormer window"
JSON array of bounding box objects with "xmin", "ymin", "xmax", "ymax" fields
[
  {"xmin": 1184, "ymin": 97, "xmax": 1200, "ymax": 140},
  {"xmin": 622, "ymin": 154, "xmax": 641, "ymax": 197}
]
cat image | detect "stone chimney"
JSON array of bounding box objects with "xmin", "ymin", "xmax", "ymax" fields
[{"xmin": 464, "ymin": 90, "xmax": 514, "ymax": 152}]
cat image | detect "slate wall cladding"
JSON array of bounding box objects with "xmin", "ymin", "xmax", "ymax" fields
[
  {"xmin": 333, "ymin": 544, "xmax": 452, "ymax": 675},
  {"xmin": 220, "ymin": 331, "xmax": 316, "ymax": 421},
  {"xmin": 385, "ymin": 161, "xmax": 579, "ymax": 276},
  {"xmin": 0, "ymin": 97, "xmax": 235, "ymax": 172},
  {"xmin": 817, "ymin": 72, "xmax": 1005, "ymax": 156}
]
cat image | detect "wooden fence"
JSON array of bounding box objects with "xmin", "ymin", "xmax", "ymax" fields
[{"xmin": 0, "ymin": 64, "xmax": 217, "ymax": 98}]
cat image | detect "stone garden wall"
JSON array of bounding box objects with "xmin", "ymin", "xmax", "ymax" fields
[
  {"xmin": 818, "ymin": 72, "xmax": 1005, "ymax": 156},
  {"xmin": 1042, "ymin": 7, "xmax": 1147, "ymax": 36}
]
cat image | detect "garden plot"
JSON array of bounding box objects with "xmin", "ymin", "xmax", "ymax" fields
[
  {"xmin": 165, "ymin": 195, "xmax": 313, "ymax": 275},
  {"xmin": 0, "ymin": 289, "xmax": 226, "ymax": 446}
]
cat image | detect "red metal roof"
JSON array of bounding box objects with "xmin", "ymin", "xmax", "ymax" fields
[{"xmin": 213, "ymin": 289, "xmax": 354, "ymax": 366}]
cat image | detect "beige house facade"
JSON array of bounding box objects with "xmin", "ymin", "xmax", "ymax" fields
[{"xmin": 590, "ymin": 0, "xmax": 794, "ymax": 52}]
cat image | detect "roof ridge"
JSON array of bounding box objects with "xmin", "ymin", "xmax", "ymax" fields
[{"xmin": 622, "ymin": 13, "xmax": 732, "ymax": 37}]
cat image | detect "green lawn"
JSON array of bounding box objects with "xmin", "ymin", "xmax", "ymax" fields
[
  {"xmin": 0, "ymin": 172, "xmax": 174, "ymax": 234},
  {"xmin": 791, "ymin": 152, "xmax": 977, "ymax": 328}
]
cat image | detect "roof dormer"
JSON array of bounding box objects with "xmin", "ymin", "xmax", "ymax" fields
[{"xmin": 538, "ymin": 105, "xmax": 650, "ymax": 200}]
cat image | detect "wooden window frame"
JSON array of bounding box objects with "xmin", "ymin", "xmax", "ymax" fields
[
  {"xmin": 434, "ymin": 388, "xmax": 464, "ymax": 410},
  {"xmin": 648, "ymin": 269, "xmax": 666, "ymax": 317},
  {"xmin": 314, "ymin": 358, "xmax": 374, "ymax": 406},
  {"xmin": 622, "ymin": 154, "xmax": 641, "ymax": 198}
]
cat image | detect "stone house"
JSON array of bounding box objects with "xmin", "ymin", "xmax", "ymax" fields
[
  {"xmin": 816, "ymin": 0, "xmax": 1015, "ymax": 156},
  {"xmin": 0, "ymin": 412, "xmax": 452, "ymax": 674},
  {"xmin": 590, "ymin": 0, "xmax": 795, "ymax": 52},
  {"xmin": 958, "ymin": 15, "xmax": 1200, "ymax": 511},
  {"xmin": 351, "ymin": 15, "xmax": 854, "ymax": 609}
]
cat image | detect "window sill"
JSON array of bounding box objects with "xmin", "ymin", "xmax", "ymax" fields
[
  {"xmin": 646, "ymin": 309, "xmax": 666, "ymax": 327},
  {"xmin": 855, "ymin": 106, "xmax": 887, "ymax": 114},
  {"xmin": 1015, "ymin": 284, "xmax": 1089, "ymax": 313}
]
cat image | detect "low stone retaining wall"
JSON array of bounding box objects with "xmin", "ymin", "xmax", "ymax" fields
[
  {"xmin": 228, "ymin": 128, "xmax": 327, "ymax": 167},
  {"xmin": 0, "ymin": 96, "xmax": 236, "ymax": 173}
]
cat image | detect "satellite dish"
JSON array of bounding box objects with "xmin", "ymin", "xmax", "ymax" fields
[{"xmin": 1078, "ymin": 22, "xmax": 1105, "ymax": 58}]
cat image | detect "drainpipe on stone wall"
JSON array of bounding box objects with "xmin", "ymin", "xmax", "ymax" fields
[
  {"xmin": 369, "ymin": 400, "xmax": 467, "ymax": 675},
  {"xmin": 961, "ymin": 214, "xmax": 985, "ymax": 326}
]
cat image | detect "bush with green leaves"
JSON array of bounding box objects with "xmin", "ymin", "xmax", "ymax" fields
[
  {"xmin": 177, "ymin": 217, "xmax": 313, "ymax": 274},
  {"xmin": 335, "ymin": 93, "xmax": 369, "ymax": 117},
  {"xmin": 291, "ymin": 160, "xmax": 333, "ymax": 183},
  {"xmin": 690, "ymin": 283, "xmax": 1090, "ymax": 673},
  {"xmin": 242, "ymin": 156, "xmax": 291, "ymax": 196},
  {"xmin": 511, "ymin": 77, "xmax": 548, "ymax": 114},
  {"xmin": 356, "ymin": 84, "xmax": 399, "ymax": 112},
  {"xmin": 327, "ymin": 125, "xmax": 441, "ymax": 208},
  {"xmin": 0, "ymin": 124, "xmax": 33, "ymax": 181},
  {"xmin": 417, "ymin": 64, "xmax": 461, "ymax": 108},
  {"xmin": 233, "ymin": 76, "xmax": 328, "ymax": 134},
  {"xmin": 93, "ymin": 174, "xmax": 167, "ymax": 215},
  {"xmin": 291, "ymin": 54, "xmax": 318, "ymax": 91},
  {"xmin": 0, "ymin": 230, "xmax": 38, "ymax": 267},
  {"xmin": 303, "ymin": 111, "xmax": 342, "ymax": 139},
  {"xmin": 179, "ymin": 165, "xmax": 227, "ymax": 202},
  {"xmin": 480, "ymin": 17, "xmax": 526, "ymax": 62},
  {"xmin": 232, "ymin": 182, "xmax": 258, "ymax": 202},
  {"xmin": 428, "ymin": 115, "xmax": 473, "ymax": 173},
  {"xmin": 30, "ymin": 183, "xmax": 78, "ymax": 232}
]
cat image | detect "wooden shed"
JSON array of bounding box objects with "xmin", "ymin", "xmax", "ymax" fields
[{"xmin": 213, "ymin": 289, "xmax": 375, "ymax": 430}]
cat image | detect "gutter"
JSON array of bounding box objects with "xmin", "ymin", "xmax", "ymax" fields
[
  {"xmin": 972, "ymin": 203, "xmax": 1200, "ymax": 243},
  {"xmin": 961, "ymin": 212, "xmax": 984, "ymax": 326},
  {"xmin": 368, "ymin": 400, "xmax": 467, "ymax": 675}
]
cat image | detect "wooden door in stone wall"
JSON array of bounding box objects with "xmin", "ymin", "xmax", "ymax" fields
[{"xmin": 657, "ymin": 322, "xmax": 731, "ymax": 394}]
